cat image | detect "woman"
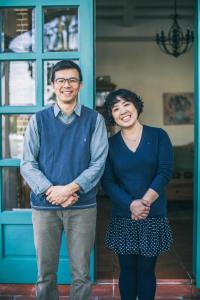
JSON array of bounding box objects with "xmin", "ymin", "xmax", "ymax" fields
[{"xmin": 101, "ymin": 88, "xmax": 173, "ymax": 300}]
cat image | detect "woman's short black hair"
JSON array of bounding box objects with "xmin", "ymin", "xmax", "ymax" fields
[
  {"xmin": 51, "ymin": 60, "xmax": 83, "ymax": 83},
  {"xmin": 104, "ymin": 88, "xmax": 144, "ymax": 126}
]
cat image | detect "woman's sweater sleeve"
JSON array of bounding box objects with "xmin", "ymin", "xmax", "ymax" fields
[
  {"xmin": 101, "ymin": 154, "xmax": 133, "ymax": 209},
  {"xmin": 150, "ymin": 129, "xmax": 174, "ymax": 194}
]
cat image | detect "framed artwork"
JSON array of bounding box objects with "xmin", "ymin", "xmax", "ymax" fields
[{"xmin": 163, "ymin": 92, "xmax": 194, "ymax": 125}]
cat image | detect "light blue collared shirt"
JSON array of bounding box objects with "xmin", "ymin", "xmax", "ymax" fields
[{"xmin": 20, "ymin": 103, "xmax": 108, "ymax": 195}]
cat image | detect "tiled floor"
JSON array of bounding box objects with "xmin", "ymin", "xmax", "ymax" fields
[
  {"xmin": 0, "ymin": 197, "xmax": 200, "ymax": 299},
  {"xmin": 96, "ymin": 196, "xmax": 194, "ymax": 281},
  {"xmin": 95, "ymin": 196, "xmax": 200, "ymax": 299},
  {"xmin": 0, "ymin": 297, "xmax": 199, "ymax": 300},
  {"xmin": 0, "ymin": 297, "xmax": 120, "ymax": 300}
]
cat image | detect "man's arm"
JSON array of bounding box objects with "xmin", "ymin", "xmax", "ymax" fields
[
  {"xmin": 20, "ymin": 115, "xmax": 52, "ymax": 195},
  {"xmin": 73, "ymin": 113, "xmax": 109, "ymax": 192}
]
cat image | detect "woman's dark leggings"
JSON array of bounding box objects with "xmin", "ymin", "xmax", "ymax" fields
[{"xmin": 118, "ymin": 253, "xmax": 158, "ymax": 300}]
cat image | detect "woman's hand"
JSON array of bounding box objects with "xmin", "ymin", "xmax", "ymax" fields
[{"xmin": 130, "ymin": 199, "xmax": 150, "ymax": 220}]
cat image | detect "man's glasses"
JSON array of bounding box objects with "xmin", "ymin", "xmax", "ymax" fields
[{"xmin": 55, "ymin": 77, "xmax": 80, "ymax": 86}]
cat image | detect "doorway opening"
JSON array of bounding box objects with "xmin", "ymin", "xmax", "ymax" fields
[{"xmin": 95, "ymin": 0, "xmax": 194, "ymax": 283}]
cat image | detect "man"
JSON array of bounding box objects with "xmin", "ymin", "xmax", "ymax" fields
[{"xmin": 20, "ymin": 60, "xmax": 108, "ymax": 300}]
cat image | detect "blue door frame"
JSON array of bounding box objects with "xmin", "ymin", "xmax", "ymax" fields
[
  {"xmin": 0, "ymin": 0, "xmax": 95, "ymax": 283},
  {"xmin": 193, "ymin": 0, "xmax": 200, "ymax": 288}
]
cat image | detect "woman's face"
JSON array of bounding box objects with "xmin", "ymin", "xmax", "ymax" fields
[{"xmin": 111, "ymin": 97, "xmax": 139, "ymax": 128}]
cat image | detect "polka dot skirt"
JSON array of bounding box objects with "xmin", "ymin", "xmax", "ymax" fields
[{"xmin": 105, "ymin": 216, "xmax": 173, "ymax": 257}]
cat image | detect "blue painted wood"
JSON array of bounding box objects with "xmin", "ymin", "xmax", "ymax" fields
[
  {"xmin": 0, "ymin": 107, "xmax": 39, "ymax": 113},
  {"xmin": 0, "ymin": 171, "xmax": 2, "ymax": 213},
  {"xmin": 193, "ymin": 0, "xmax": 200, "ymax": 288},
  {"xmin": 3, "ymin": 224, "xmax": 36, "ymax": 256},
  {"xmin": 0, "ymin": 159, "xmax": 20, "ymax": 167},
  {"xmin": 0, "ymin": 53, "xmax": 36, "ymax": 60},
  {"xmin": 0, "ymin": 259, "xmax": 38, "ymax": 283},
  {"xmin": 0, "ymin": 53, "xmax": 79, "ymax": 60},
  {"xmin": 79, "ymin": 1, "xmax": 94, "ymax": 108},
  {"xmin": 0, "ymin": 0, "xmax": 80, "ymax": 5},
  {"xmin": 0, "ymin": 0, "xmax": 94, "ymax": 284},
  {"xmin": 0, "ymin": 115, "xmax": 2, "ymax": 159},
  {"xmin": 40, "ymin": 52, "xmax": 80, "ymax": 59},
  {"xmin": 0, "ymin": 222, "xmax": 94, "ymax": 283},
  {"xmin": 0, "ymin": 211, "xmax": 33, "ymax": 223}
]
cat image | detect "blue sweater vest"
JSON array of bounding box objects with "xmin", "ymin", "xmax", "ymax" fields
[{"xmin": 30, "ymin": 105, "xmax": 98, "ymax": 210}]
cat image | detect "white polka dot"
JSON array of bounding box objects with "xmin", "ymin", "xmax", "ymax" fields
[{"xmin": 105, "ymin": 217, "xmax": 173, "ymax": 257}]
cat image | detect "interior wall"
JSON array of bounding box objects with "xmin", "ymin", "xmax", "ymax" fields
[{"xmin": 96, "ymin": 41, "xmax": 194, "ymax": 146}]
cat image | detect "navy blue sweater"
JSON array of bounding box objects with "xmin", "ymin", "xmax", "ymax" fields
[
  {"xmin": 30, "ymin": 105, "xmax": 98, "ymax": 210},
  {"xmin": 101, "ymin": 125, "xmax": 173, "ymax": 218}
]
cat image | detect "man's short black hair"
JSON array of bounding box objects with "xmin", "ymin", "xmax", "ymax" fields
[
  {"xmin": 51, "ymin": 60, "xmax": 83, "ymax": 83},
  {"xmin": 104, "ymin": 88, "xmax": 144, "ymax": 126}
]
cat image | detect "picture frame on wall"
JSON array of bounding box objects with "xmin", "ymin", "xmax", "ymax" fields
[{"xmin": 163, "ymin": 92, "xmax": 194, "ymax": 125}]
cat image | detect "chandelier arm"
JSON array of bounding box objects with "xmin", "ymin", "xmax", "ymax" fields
[
  {"xmin": 178, "ymin": 40, "xmax": 193, "ymax": 55},
  {"xmin": 155, "ymin": 0, "xmax": 194, "ymax": 57},
  {"xmin": 156, "ymin": 38, "xmax": 177, "ymax": 56},
  {"xmin": 160, "ymin": 45, "xmax": 174, "ymax": 56}
]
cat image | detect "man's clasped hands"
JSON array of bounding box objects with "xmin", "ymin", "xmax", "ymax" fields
[{"xmin": 45, "ymin": 184, "xmax": 79, "ymax": 208}]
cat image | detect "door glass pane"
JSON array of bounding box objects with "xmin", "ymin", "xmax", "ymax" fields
[
  {"xmin": 44, "ymin": 7, "xmax": 78, "ymax": 52},
  {"xmin": 2, "ymin": 114, "xmax": 31, "ymax": 159},
  {"xmin": 1, "ymin": 61, "xmax": 36, "ymax": 106},
  {"xmin": 44, "ymin": 60, "xmax": 58, "ymax": 105},
  {"xmin": 3, "ymin": 167, "xmax": 30, "ymax": 210},
  {"xmin": 0, "ymin": 8, "xmax": 35, "ymax": 53}
]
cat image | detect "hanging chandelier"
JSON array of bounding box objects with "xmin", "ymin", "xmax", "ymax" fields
[{"xmin": 156, "ymin": 0, "xmax": 194, "ymax": 58}]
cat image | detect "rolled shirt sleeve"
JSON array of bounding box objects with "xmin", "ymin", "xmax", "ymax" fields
[{"xmin": 20, "ymin": 115, "xmax": 52, "ymax": 196}]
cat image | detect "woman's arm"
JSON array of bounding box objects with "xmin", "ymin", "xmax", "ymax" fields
[{"xmin": 149, "ymin": 129, "xmax": 174, "ymax": 194}]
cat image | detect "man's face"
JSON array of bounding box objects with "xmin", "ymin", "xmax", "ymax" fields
[{"xmin": 52, "ymin": 68, "xmax": 82, "ymax": 105}]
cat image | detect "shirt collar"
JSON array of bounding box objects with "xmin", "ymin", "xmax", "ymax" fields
[{"xmin": 54, "ymin": 102, "xmax": 82, "ymax": 117}]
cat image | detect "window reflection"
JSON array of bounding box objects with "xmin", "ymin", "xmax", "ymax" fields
[
  {"xmin": 1, "ymin": 61, "xmax": 36, "ymax": 106},
  {"xmin": 44, "ymin": 60, "xmax": 57, "ymax": 105},
  {"xmin": 44, "ymin": 7, "xmax": 78, "ymax": 52},
  {"xmin": 3, "ymin": 167, "xmax": 30, "ymax": 210},
  {"xmin": 2, "ymin": 115, "xmax": 31, "ymax": 159},
  {"xmin": 0, "ymin": 8, "xmax": 35, "ymax": 53}
]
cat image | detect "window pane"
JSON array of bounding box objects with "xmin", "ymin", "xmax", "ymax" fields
[
  {"xmin": 0, "ymin": 8, "xmax": 35, "ymax": 53},
  {"xmin": 44, "ymin": 60, "xmax": 57, "ymax": 105},
  {"xmin": 2, "ymin": 114, "xmax": 31, "ymax": 159},
  {"xmin": 44, "ymin": 7, "xmax": 78, "ymax": 52},
  {"xmin": 1, "ymin": 61, "xmax": 36, "ymax": 106},
  {"xmin": 3, "ymin": 167, "xmax": 30, "ymax": 210}
]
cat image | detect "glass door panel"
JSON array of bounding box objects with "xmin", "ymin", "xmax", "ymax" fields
[
  {"xmin": 3, "ymin": 167, "xmax": 31, "ymax": 210},
  {"xmin": 0, "ymin": 8, "xmax": 35, "ymax": 53},
  {"xmin": 44, "ymin": 60, "xmax": 58, "ymax": 104},
  {"xmin": 44, "ymin": 7, "xmax": 78, "ymax": 52},
  {"xmin": 2, "ymin": 114, "xmax": 31, "ymax": 159},
  {"xmin": 1, "ymin": 61, "xmax": 36, "ymax": 106}
]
